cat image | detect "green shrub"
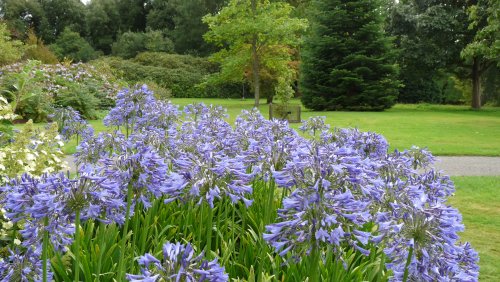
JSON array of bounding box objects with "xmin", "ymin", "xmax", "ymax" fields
[
  {"xmin": 51, "ymin": 28, "xmax": 97, "ymax": 62},
  {"xmin": 0, "ymin": 23, "xmax": 24, "ymax": 66},
  {"xmin": 112, "ymin": 31, "xmax": 146, "ymax": 59},
  {"xmin": 112, "ymin": 30, "xmax": 175, "ymax": 59},
  {"xmin": 0, "ymin": 60, "xmax": 124, "ymax": 121},
  {"xmin": 23, "ymin": 29, "xmax": 59, "ymax": 64},
  {"xmin": 16, "ymin": 90, "xmax": 53, "ymax": 122},
  {"xmin": 144, "ymin": 30, "xmax": 174, "ymax": 53},
  {"xmin": 100, "ymin": 53, "xmax": 242, "ymax": 98},
  {"xmin": 54, "ymin": 85, "xmax": 100, "ymax": 119},
  {"xmin": 0, "ymin": 60, "xmax": 49, "ymax": 122}
]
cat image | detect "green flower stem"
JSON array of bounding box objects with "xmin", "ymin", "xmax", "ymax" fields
[
  {"xmin": 199, "ymin": 203, "xmax": 204, "ymax": 247},
  {"xmin": 266, "ymin": 180, "xmax": 276, "ymax": 224},
  {"xmin": 205, "ymin": 203, "xmax": 213, "ymax": 253},
  {"xmin": 95, "ymin": 220, "xmax": 106, "ymax": 282},
  {"xmin": 215, "ymin": 204, "xmax": 222, "ymax": 251},
  {"xmin": 403, "ymin": 245, "xmax": 414, "ymax": 282},
  {"xmin": 131, "ymin": 202, "xmax": 141, "ymax": 259},
  {"xmin": 74, "ymin": 209, "xmax": 81, "ymax": 282},
  {"xmin": 309, "ymin": 246, "xmax": 320, "ymax": 282},
  {"xmin": 42, "ymin": 216, "xmax": 49, "ymax": 282},
  {"xmin": 117, "ymin": 183, "xmax": 134, "ymax": 282}
]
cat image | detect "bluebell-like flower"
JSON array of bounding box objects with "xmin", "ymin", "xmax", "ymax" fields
[
  {"xmin": 178, "ymin": 104, "xmax": 239, "ymax": 157},
  {"xmin": 374, "ymin": 149, "xmax": 478, "ymax": 281},
  {"xmin": 235, "ymin": 109, "xmax": 299, "ymax": 176},
  {"xmin": 50, "ymin": 106, "xmax": 89, "ymax": 141},
  {"xmin": 134, "ymin": 100, "xmax": 180, "ymax": 132},
  {"xmin": 265, "ymin": 139, "xmax": 382, "ymax": 259},
  {"xmin": 75, "ymin": 131, "xmax": 126, "ymax": 166},
  {"xmin": 0, "ymin": 247, "xmax": 51, "ymax": 282},
  {"xmin": 383, "ymin": 202, "xmax": 478, "ymax": 281},
  {"xmin": 67, "ymin": 164, "xmax": 125, "ymax": 223},
  {"xmin": 126, "ymin": 241, "xmax": 228, "ymax": 282},
  {"xmin": 329, "ymin": 128, "xmax": 389, "ymax": 160},
  {"xmin": 164, "ymin": 142, "xmax": 253, "ymax": 208},
  {"xmin": 299, "ymin": 116, "xmax": 329, "ymax": 137},
  {"xmin": 103, "ymin": 85, "xmax": 156, "ymax": 134},
  {"xmin": 0, "ymin": 173, "xmax": 75, "ymax": 251},
  {"xmin": 102, "ymin": 138, "xmax": 169, "ymax": 213}
]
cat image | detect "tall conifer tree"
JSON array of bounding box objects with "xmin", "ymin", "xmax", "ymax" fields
[{"xmin": 300, "ymin": 0, "xmax": 400, "ymax": 111}]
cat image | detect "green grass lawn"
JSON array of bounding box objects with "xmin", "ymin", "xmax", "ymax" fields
[{"xmin": 449, "ymin": 176, "xmax": 500, "ymax": 282}]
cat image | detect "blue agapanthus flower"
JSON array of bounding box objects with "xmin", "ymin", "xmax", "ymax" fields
[
  {"xmin": 163, "ymin": 142, "xmax": 253, "ymax": 208},
  {"xmin": 126, "ymin": 241, "xmax": 228, "ymax": 282},
  {"xmin": 0, "ymin": 173, "xmax": 75, "ymax": 251},
  {"xmin": 104, "ymin": 85, "xmax": 156, "ymax": 131},
  {"xmin": 102, "ymin": 138, "xmax": 169, "ymax": 213},
  {"xmin": 235, "ymin": 109, "xmax": 299, "ymax": 176},
  {"xmin": 265, "ymin": 137, "xmax": 383, "ymax": 259},
  {"xmin": 0, "ymin": 247, "xmax": 51, "ymax": 282},
  {"xmin": 0, "ymin": 169, "xmax": 123, "ymax": 250},
  {"xmin": 50, "ymin": 106, "xmax": 89, "ymax": 141}
]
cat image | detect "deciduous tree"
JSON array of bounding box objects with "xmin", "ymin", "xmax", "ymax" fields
[
  {"xmin": 461, "ymin": 0, "xmax": 500, "ymax": 109},
  {"xmin": 203, "ymin": 0, "xmax": 307, "ymax": 107}
]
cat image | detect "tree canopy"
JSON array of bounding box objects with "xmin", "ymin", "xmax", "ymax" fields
[{"xmin": 203, "ymin": 0, "xmax": 308, "ymax": 107}]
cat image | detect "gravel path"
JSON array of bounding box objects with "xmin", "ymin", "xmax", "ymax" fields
[
  {"xmin": 434, "ymin": 156, "xmax": 500, "ymax": 176},
  {"xmin": 65, "ymin": 155, "xmax": 500, "ymax": 176}
]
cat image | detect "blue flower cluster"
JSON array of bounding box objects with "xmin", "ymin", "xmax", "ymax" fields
[
  {"xmin": 264, "ymin": 117, "xmax": 478, "ymax": 280},
  {"xmin": 50, "ymin": 106, "xmax": 92, "ymax": 141},
  {"xmin": 0, "ymin": 84, "xmax": 479, "ymax": 281},
  {"xmin": 126, "ymin": 241, "xmax": 228, "ymax": 282}
]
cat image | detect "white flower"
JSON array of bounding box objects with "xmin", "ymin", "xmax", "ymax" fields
[
  {"xmin": 26, "ymin": 153, "xmax": 36, "ymax": 161},
  {"xmin": 14, "ymin": 239, "xmax": 21, "ymax": 245},
  {"xmin": 3, "ymin": 221, "xmax": 13, "ymax": 229}
]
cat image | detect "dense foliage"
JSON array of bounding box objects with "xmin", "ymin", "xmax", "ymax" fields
[
  {"xmin": 300, "ymin": 0, "xmax": 400, "ymax": 111},
  {"xmin": 50, "ymin": 28, "xmax": 98, "ymax": 62},
  {"xmin": 0, "ymin": 0, "xmax": 497, "ymax": 106},
  {"xmin": 111, "ymin": 30, "xmax": 174, "ymax": 59},
  {"xmin": 0, "ymin": 97, "xmax": 66, "ymax": 184},
  {"xmin": 100, "ymin": 52, "xmax": 244, "ymax": 98},
  {"xmin": 0, "ymin": 60, "xmax": 123, "ymax": 121},
  {"xmin": 0, "ymin": 23, "xmax": 24, "ymax": 66},
  {"xmin": 0, "ymin": 85, "xmax": 479, "ymax": 281}
]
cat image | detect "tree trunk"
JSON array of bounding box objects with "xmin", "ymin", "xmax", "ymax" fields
[
  {"xmin": 251, "ymin": 0, "xmax": 260, "ymax": 108},
  {"xmin": 252, "ymin": 40, "xmax": 260, "ymax": 108},
  {"xmin": 472, "ymin": 57, "xmax": 481, "ymax": 109}
]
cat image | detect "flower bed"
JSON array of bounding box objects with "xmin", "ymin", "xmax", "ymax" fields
[{"xmin": 0, "ymin": 85, "xmax": 478, "ymax": 281}]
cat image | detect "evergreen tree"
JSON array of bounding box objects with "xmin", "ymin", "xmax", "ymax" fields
[{"xmin": 300, "ymin": 0, "xmax": 400, "ymax": 111}]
